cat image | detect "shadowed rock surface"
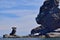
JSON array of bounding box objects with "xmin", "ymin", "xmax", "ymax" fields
[{"xmin": 31, "ymin": 0, "xmax": 60, "ymax": 37}]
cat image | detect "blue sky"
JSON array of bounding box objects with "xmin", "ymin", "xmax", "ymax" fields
[{"xmin": 0, "ymin": 0, "xmax": 44, "ymax": 37}]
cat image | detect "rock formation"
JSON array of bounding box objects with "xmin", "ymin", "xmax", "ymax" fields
[
  {"xmin": 3, "ymin": 27, "xmax": 20, "ymax": 38},
  {"xmin": 10, "ymin": 27, "xmax": 16, "ymax": 36},
  {"xmin": 31, "ymin": 0, "xmax": 60, "ymax": 37}
]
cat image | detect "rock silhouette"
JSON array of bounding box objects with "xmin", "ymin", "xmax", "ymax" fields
[
  {"xmin": 31, "ymin": 0, "xmax": 60, "ymax": 36},
  {"xmin": 3, "ymin": 27, "xmax": 21, "ymax": 38},
  {"xmin": 10, "ymin": 27, "xmax": 16, "ymax": 36}
]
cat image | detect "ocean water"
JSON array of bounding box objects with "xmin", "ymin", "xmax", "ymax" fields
[{"xmin": 0, "ymin": 38, "xmax": 60, "ymax": 40}]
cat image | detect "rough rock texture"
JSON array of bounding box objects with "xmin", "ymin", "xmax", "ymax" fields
[{"xmin": 31, "ymin": 0, "xmax": 60, "ymax": 37}]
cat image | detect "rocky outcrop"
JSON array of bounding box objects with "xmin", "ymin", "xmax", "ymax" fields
[{"xmin": 34, "ymin": 0, "xmax": 60, "ymax": 36}]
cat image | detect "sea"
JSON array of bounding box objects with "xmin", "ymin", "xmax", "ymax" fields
[{"xmin": 0, "ymin": 38, "xmax": 60, "ymax": 40}]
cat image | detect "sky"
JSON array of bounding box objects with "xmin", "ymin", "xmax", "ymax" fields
[{"xmin": 0, "ymin": 0, "xmax": 45, "ymax": 37}]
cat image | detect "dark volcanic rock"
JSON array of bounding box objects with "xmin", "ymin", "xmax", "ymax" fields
[{"xmin": 31, "ymin": 0, "xmax": 60, "ymax": 37}]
